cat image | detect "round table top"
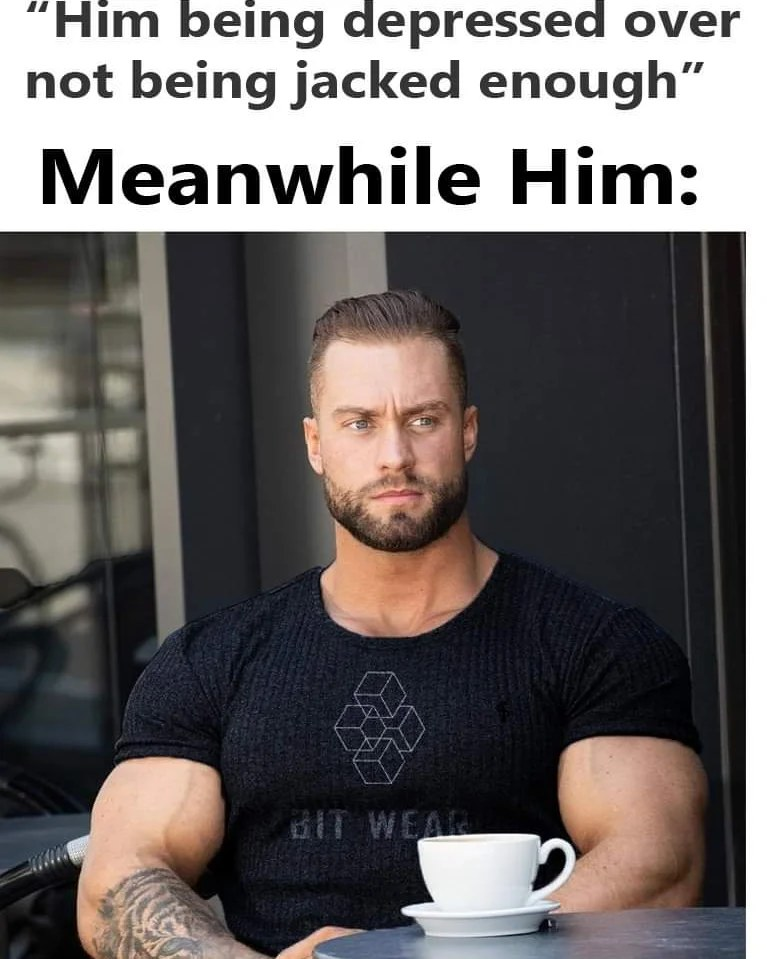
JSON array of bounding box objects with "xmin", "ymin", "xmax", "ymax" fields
[{"xmin": 314, "ymin": 908, "xmax": 744, "ymax": 959}]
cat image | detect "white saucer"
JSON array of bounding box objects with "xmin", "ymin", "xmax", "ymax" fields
[{"xmin": 401, "ymin": 900, "xmax": 559, "ymax": 938}]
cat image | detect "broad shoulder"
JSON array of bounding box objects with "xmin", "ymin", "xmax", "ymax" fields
[
  {"xmin": 498, "ymin": 549, "xmax": 628, "ymax": 625},
  {"xmin": 161, "ymin": 566, "xmax": 321, "ymax": 659}
]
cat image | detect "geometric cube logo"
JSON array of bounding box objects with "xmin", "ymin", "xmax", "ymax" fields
[{"xmin": 334, "ymin": 671, "xmax": 425, "ymax": 785}]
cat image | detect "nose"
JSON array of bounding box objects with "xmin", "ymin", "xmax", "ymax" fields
[{"xmin": 376, "ymin": 422, "xmax": 415, "ymax": 472}]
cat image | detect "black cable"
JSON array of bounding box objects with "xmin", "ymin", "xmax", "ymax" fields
[
  {"xmin": 0, "ymin": 837, "xmax": 88, "ymax": 911},
  {"xmin": 0, "ymin": 552, "xmax": 144, "ymax": 619},
  {"xmin": 0, "ymin": 835, "xmax": 217, "ymax": 911}
]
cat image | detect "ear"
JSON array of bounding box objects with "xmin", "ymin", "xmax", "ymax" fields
[
  {"xmin": 303, "ymin": 416, "xmax": 324, "ymax": 475},
  {"xmin": 463, "ymin": 405, "xmax": 478, "ymax": 463}
]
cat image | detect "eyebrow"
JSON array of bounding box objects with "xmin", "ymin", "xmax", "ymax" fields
[{"xmin": 331, "ymin": 400, "xmax": 452, "ymax": 419}]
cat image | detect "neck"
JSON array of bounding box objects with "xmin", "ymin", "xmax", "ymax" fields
[{"xmin": 320, "ymin": 516, "xmax": 498, "ymax": 637}]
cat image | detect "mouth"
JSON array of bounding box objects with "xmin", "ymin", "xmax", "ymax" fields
[{"xmin": 372, "ymin": 489, "xmax": 423, "ymax": 501}]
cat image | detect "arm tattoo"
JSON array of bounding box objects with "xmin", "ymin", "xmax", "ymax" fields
[{"xmin": 92, "ymin": 867, "xmax": 265, "ymax": 959}]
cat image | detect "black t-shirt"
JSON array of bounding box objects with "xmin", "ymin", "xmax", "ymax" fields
[{"xmin": 116, "ymin": 551, "xmax": 700, "ymax": 956}]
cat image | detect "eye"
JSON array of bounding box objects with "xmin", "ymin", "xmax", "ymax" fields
[
  {"xmin": 348, "ymin": 419, "xmax": 370, "ymax": 431},
  {"xmin": 411, "ymin": 416, "xmax": 436, "ymax": 428}
]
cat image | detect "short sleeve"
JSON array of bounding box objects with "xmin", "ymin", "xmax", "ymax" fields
[
  {"xmin": 115, "ymin": 624, "xmax": 222, "ymax": 769},
  {"xmin": 560, "ymin": 605, "xmax": 701, "ymax": 753}
]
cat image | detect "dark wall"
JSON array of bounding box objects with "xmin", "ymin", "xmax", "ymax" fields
[
  {"xmin": 165, "ymin": 234, "xmax": 261, "ymax": 622},
  {"xmin": 399, "ymin": 235, "xmax": 688, "ymax": 632},
  {"xmin": 386, "ymin": 232, "xmax": 743, "ymax": 905}
]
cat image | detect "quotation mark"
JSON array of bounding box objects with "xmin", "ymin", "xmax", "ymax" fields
[
  {"xmin": 682, "ymin": 62, "xmax": 704, "ymax": 74},
  {"xmin": 27, "ymin": 0, "xmax": 49, "ymax": 10}
]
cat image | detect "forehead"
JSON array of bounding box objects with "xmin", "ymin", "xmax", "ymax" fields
[{"xmin": 316, "ymin": 337, "xmax": 455, "ymax": 409}]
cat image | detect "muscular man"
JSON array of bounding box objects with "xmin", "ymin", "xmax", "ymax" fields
[{"xmin": 77, "ymin": 290, "xmax": 707, "ymax": 959}]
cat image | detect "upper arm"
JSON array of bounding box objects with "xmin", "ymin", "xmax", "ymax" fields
[
  {"xmin": 558, "ymin": 735, "xmax": 707, "ymax": 861},
  {"xmin": 78, "ymin": 756, "xmax": 225, "ymax": 910}
]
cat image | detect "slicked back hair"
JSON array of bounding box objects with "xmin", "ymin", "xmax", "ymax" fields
[{"xmin": 309, "ymin": 290, "xmax": 468, "ymax": 412}]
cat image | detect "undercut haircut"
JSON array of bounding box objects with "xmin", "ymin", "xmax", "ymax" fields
[{"xmin": 309, "ymin": 290, "xmax": 468, "ymax": 412}]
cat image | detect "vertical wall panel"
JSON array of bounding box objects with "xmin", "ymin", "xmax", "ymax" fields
[{"xmin": 164, "ymin": 233, "xmax": 261, "ymax": 622}]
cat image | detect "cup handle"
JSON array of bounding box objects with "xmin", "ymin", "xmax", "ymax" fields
[{"xmin": 527, "ymin": 838, "xmax": 576, "ymax": 904}]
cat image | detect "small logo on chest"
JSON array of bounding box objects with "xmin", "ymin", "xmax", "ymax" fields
[{"xmin": 334, "ymin": 671, "xmax": 425, "ymax": 784}]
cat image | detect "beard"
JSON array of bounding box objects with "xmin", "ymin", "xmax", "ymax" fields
[{"xmin": 322, "ymin": 469, "xmax": 469, "ymax": 552}]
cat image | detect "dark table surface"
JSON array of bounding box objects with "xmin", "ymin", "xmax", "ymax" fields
[
  {"xmin": 0, "ymin": 814, "xmax": 90, "ymax": 872},
  {"xmin": 314, "ymin": 908, "xmax": 745, "ymax": 959}
]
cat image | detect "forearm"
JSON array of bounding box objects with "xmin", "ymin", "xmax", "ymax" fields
[
  {"xmin": 79, "ymin": 866, "xmax": 269, "ymax": 959},
  {"xmin": 555, "ymin": 834, "xmax": 703, "ymax": 912}
]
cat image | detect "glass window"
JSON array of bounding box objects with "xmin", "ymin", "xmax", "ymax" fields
[{"xmin": 0, "ymin": 234, "xmax": 155, "ymax": 810}]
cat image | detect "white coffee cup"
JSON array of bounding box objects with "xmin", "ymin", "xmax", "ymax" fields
[{"xmin": 417, "ymin": 833, "xmax": 576, "ymax": 912}]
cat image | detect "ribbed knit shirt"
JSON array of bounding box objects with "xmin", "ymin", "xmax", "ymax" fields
[{"xmin": 116, "ymin": 551, "xmax": 700, "ymax": 956}]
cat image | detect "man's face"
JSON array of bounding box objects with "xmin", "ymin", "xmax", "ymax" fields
[{"xmin": 304, "ymin": 337, "xmax": 478, "ymax": 552}]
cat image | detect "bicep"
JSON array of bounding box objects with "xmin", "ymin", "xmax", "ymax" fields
[
  {"xmin": 557, "ymin": 736, "xmax": 708, "ymax": 854},
  {"xmin": 81, "ymin": 757, "xmax": 225, "ymax": 893}
]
